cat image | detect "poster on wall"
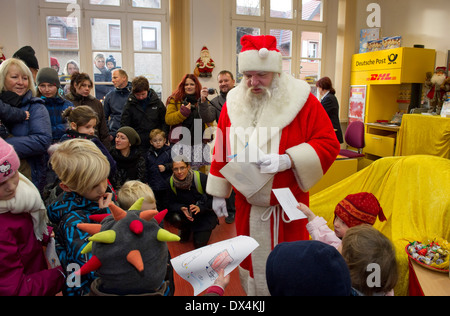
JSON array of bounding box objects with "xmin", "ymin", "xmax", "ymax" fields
[{"xmin": 349, "ymin": 85, "xmax": 367, "ymax": 123}]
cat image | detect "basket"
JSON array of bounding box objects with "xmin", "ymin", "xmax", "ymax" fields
[{"xmin": 405, "ymin": 245, "xmax": 449, "ymax": 274}]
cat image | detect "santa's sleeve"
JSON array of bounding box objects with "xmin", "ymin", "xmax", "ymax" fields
[
  {"xmin": 206, "ymin": 104, "xmax": 233, "ymax": 198},
  {"xmin": 286, "ymin": 94, "xmax": 340, "ymax": 192}
]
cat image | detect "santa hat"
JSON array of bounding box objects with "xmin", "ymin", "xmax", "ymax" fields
[
  {"xmin": 334, "ymin": 192, "xmax": 386, "ymax": 228},
  {"xmin": 238, "ymin": 35, "xmax": 282, "ymax": 74},
  {"xmin": 0, "ymin": 138, "xmax": 20, "ymax": 183},
  {"xmin": 435, "ymin": 67, "xmax": 447, "ymax": 73}
]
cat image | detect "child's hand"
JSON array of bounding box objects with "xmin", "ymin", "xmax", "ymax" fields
[
  {"xmin": 214, "ymin": 269, "xmax": 231, "ymax": 290},
  {"xmin": 25, "ymin": 111, "xmax": 30, "ymax": 120},
  {"xmin": 98, "ymin": 193, "xmax": 113, "ymax": 209},
  {"xmin": 297, "ymin": 203, "xmax": 316, "ymax": 222},
  {"xmin": 158, "ymin": 165, "xmax": 166, "ymax": 172}
]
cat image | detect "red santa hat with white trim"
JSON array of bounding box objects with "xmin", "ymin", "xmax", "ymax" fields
[{"xmin": 238, "ymin": 35, "xmax": 282, "ymax": 74}]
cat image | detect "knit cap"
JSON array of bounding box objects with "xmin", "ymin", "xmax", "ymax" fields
[
  {"xmin": 334, "ymin": 192, "xmax": 386, "ymax": 228},
  {"xmin": 0, "ymin": 138, "xmax": 20, "ymax": 183},
  {"xmin": 117, "ymin": 126, "xmax": 141, "ymax": 146},
  {"xmin": 36, "ymin": 67, "xmax": 61, "ymax": 88},
  {"xmin": 13, "ymin": 46, "xmax": 39, "ymax": 70},
  {"xmin": 266, "ymin": 240, "xmax": 352, "ymax": 296}
]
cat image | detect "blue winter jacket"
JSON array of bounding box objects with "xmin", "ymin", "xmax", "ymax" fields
[
  {"xmin": 104, "ymin": 82, "xmax": 131, "ymax": 137},
  {"xmin": 47, "ymin": 191, "xmax": 111, "ymax": 296},
  {"xmin": 41, "ymin": 96, "xmax": 72, "ymax": 142},
  {"xmin": 6, "ymin": 90, "xmax": 52, "ymax": 191}
]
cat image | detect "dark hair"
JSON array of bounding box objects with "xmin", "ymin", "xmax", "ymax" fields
[
  {"xmin": 218, "ymin": 70, "xmax": 234, "ymax": 81},
  {"xmin": 70, "ymin": 72, "xmax": 93, "ymax": 95},
  {"xmin": 316, "ymin": 77, "xmax": 336, "ymax": 95},
  {"xmin": 62, "ymin": 105, "xmax": 98, "ymax": 127},
  {"xmin": 167, "ymin": 74, "xmax": 202, "ymax": 104},
  {"xmin": 132, "ymin": 76, "xmax": 150, "ymax": 94}
]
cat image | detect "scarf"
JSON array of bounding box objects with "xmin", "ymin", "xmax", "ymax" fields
[
  {"xmin": 172, "ymin": 169, "xmax": 194, "ymax": 190},
  {"xmin": 0, "ymin": 173, "xmax": 48, "ymax": 241}
]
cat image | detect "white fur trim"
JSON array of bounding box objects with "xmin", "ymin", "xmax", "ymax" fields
[
  {"xmin": 239, "ymin": 50, "xmax": 282, "ymax": 73},
  {"xmin": 227, "ymin": 73, "xmax": 311, "ymax": 131},
  {"xmin": 286, "ymin": 143, "xmax": 324, "ymax": 192},
  {"xmin": 206, "ymin": 173, "xmax": 232, "ymax": 198}
]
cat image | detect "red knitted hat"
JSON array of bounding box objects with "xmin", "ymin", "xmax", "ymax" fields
[
  {"xmin": 334, "ymin": 192, "xmax": 386, "ymax": 228},
  {"xmin": 238, "ymin": 35, "xmax": 282, "ymax": 74}
]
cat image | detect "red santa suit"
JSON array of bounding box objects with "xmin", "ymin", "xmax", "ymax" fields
[{"xmin": 206, "ymin": 35, "xmax": 340, "ymax": 295}]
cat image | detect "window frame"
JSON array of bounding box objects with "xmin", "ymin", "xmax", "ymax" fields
[
  {"xmin": 230, "ymin": 0, "xmax": 327, "ymax": 87},
  {"xmin": 38, "ymin": 0, "xmax": 170, "ymax": 100}
]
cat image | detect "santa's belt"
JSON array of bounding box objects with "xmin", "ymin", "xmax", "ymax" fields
[{"xmin": 261, "ymin": 205, "xmax": 292, "ymax": 248}]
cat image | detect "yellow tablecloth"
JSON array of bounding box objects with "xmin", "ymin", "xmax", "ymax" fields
[
  {"xmin": 396, "ymin": 114, "xmax": 450, "ymax": 158},
  {"xmin": 310, "ymin": 155, "xmax": 450, "ymax": 296}
]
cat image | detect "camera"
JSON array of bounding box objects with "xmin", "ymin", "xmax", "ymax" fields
[{"xmin": 208, "ymin": 88, "xmax": 216, "ymax": 95}]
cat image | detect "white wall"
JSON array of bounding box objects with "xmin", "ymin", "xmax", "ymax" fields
[
  {"xmin": 190, "ymin": 0, "xmax": 226, "ymax": 91},
  {"xmin": 1, "ymin": 0, "xmax": 449, "ymax": 82},
  {"xmin": 355, "ymin": 0, "xmax": 450, "ymax": 67}
]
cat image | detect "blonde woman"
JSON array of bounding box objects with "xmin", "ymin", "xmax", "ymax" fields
[{"xmin": 0, "ymin": 58, "xmax": 52, "ymax": 193}]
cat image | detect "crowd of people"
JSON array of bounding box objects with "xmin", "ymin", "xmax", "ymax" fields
[{"xmin": 0, "ymin": 38, "xmax": 399, "ymax": 297}]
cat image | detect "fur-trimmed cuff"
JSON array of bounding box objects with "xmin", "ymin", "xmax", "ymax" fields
[
  {"xmin": 206, "ymin": 173, "xmax": 233, "ymax": 198},
  {"xmin": 286, "ymin": 143, "xmax": 324, "ymax": 192}
]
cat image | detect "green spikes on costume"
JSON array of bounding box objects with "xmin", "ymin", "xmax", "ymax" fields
[
  {"xmin": 89, "ymin": 230, "xmax": 116, "ymax": 244},
  {"xmin": 129, "ymin": 198, "xmax": 144, "ymax": 211},
  {"xmin": 81, "ymin": 241, "xmax": 93, "ymax": 254},
  {"xmin": 157, "ymin": 228, "xmax": 181, "ymax": 242}
]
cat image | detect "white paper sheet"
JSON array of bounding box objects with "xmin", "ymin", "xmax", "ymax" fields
[
  {"xmin": 170, "ymin": 236, "xmax": 259, "ymax": 295},
  {"xmin": 45, "ymin": 237, "xmax": 61, "ymax": 268},
  {"xmin": 220, "ymin": 143, "xmax": 274, "ymax": 199},
  {"xmin": 272, "ymin": 188, "xmax": 307, "ymax": 221}
]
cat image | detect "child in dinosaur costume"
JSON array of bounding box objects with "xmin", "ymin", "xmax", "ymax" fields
[{"xmin": 77, "ymin": 198, "xmax": 180, "ymax": 296}]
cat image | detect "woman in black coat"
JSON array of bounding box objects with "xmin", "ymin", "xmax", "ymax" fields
[
  {"xmin": 166, "ymin": 156, "xmax": 218, "ymax": 248},
  {"xmin": 316, "ymin": 77, "xmax": 344, "ymax": 144}
]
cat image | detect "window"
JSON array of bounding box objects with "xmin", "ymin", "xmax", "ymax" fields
[
  {"xmin": 39, "ymin": 0, "xmax": 169, "ymax": 100},
  {"xmin": 231, "ymin": 0, "xmax": 325, "ymax": 87}
]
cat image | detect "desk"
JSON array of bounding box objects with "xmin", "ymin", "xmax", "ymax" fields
[
  {"xmin": 408, "ymin": 259, "xmax": 450, "ymax": 296},
  {"xmin": 364, "ymin": 123, "xmax": 400, "ymax": 158},
  {"xmin": 396, "ymin": 114, "xmax": 450, "ymax": 158}
]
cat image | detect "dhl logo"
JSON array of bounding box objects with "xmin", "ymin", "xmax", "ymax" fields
[{"xmin": 367, "ymin": 73, "xmax": 397, "ymax": 81}]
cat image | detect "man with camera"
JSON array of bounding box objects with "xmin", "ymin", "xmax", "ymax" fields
[{"xmin": 199, "ymin": 70, "xmax": 236, "ymax": 224}]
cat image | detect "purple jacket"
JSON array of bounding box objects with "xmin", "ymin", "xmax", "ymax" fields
[{"xmin": 0, "ymin": 212, "xmax": 65, "ymax": 296}]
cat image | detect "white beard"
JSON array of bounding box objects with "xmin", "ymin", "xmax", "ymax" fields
[
  {"xmin": 240, "ymin": 75, "xmax": 283, "ymax": 127},
  {"xmin": 431, "ymin": 73, "xmax": 446, "ymax": 86}
]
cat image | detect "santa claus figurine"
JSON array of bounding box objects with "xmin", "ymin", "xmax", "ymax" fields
[
  {"xmin": 206, "ymin": 35, "xmax": 340, "ymax": 295},
  {"xmin": 0, "ymin": 47, "xmax": 6, "ymax": 65},
  {"xmin": 196, "ymin": 46, "xmax": 215, "ymax": 77},
  {"xmin": 425, "ymin": 66, "xmax": 447, "ymax": 114}
]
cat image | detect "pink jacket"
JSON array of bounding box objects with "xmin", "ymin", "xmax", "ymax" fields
[
  {"xmin": 0, "ymin": 212, "xmax": 65, "ymax": 296},
  {"xmin": 306, "ymin": 216, "xmax": 342, "ymax": 248}
]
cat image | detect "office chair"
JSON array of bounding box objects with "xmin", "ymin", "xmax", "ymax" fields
[{"xmin": 339, "ymin": 120, "xmax": 365, "ymax": 158}]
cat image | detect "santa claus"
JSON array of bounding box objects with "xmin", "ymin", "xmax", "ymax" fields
[
  {"xmin": 206, "ymin": 35, "xmax": 340, "ymax": 295},
  {"xmin": 196, "ymin": 46, "xmax": 215, "ymax": 78},
  {"xmin": 425, "ymin": 66, "xmax": 447, "ymax": 114}
]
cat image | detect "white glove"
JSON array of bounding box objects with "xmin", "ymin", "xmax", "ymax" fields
[
  {"xmin": 212, "ymin": 197, "xmax": 228, "ymax": 218},
  {"xmin": 257, "ymin": 153, "xmax": 292, "ymax": 174}
]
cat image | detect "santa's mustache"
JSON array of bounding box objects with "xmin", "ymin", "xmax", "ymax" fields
[{"xmin": 245, "ymin": 85, "xmax": 272, "ymax": 100}]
